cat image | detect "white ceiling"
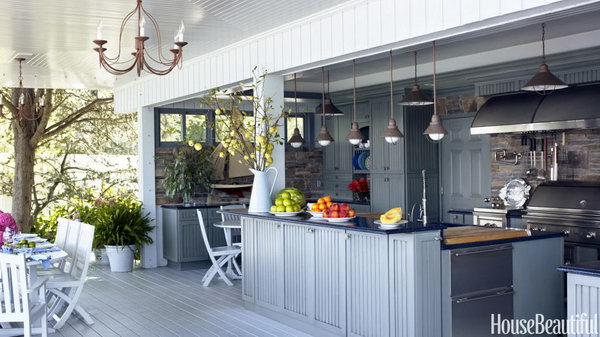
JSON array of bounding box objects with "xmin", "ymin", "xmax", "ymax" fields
[
  {"xmin": 0, "ymin": 0, "xmax": 352, "ymax": 89},
  {"xmin": 288, "ymin": 8, "xmax": 600, "ymax": 93}
]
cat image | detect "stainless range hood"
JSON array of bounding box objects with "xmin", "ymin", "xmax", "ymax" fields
[{"xmin": 471, "ymin": 84, "xmax": 600, "ymax": 134}]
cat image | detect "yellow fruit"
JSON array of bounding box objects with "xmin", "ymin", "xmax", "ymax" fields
[
  {"xmin": 215, "ymin": 108, "xmax": 222, "ymax": 115},
  {"xmin": 380, "ymin": 208, "xmax": 403, "ymax": 224},
  {"xmin": 194, "ymin": 143, "xmax": 202, "ymax": 151},
  {"xmin": 188, "ymin": 140, "xmax": 195, "ymax": 147}
]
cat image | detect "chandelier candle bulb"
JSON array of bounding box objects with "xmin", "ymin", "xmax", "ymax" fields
[
  {"xmin": 178, "ymin": 21, "xmax": 185, "ymax": 42},
  {"xmin": 96, "ymin": 21, "xmax": 103, "ymax": 40},
  {"xmin": 139, "ymin": 17, "xmax": 146, "ymax": 36}
]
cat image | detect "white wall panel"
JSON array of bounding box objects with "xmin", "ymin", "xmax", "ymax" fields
[{"xmin": 114, "ymin": 0, "xmax": 590, "ymax": 114}]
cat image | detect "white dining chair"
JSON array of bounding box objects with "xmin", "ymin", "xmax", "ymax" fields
[
  {"xmin": 54, "ymin": 218, "xmax": 70, "ymax": 250},
  {"xmin": 219, "ymin": 204, "xmax": 245, "ymax": 275},
  {"xmin": 38, "ymin": 219, "xmax": 81, "ymax": 276},
  {"xmin": 0, "ymin": 253, "xmax": 48, "ymax": 337},
  {"xmin": 44, "ymin": 221, "xmax": 95, "ymax": 329},
  {"xmin": 197, "ymin": 210, "xmax": 241, "ymax": 287}
]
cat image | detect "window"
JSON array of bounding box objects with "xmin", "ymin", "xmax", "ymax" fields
[{"xmin": 155, "ymin": 108, "xmax": 210, "ymax": 147}]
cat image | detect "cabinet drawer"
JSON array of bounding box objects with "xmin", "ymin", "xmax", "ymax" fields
[
  {"xmin": 323, "ymin": 174, "xmax": 352, "ymax": 182},
  {"xmin": 323, "ymin": 181, "xmax": 348, "ymax": 191},
  {"xmin": 331, "ymin": 190, "xmax": 353, "ymax": 201},
  {"xmin": 450, "ymin": 244, "xmax": 513, "ymax": 296}
]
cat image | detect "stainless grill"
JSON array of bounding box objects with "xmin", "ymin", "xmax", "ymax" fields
[{"xmin": 523, "ymin": 182, "xmax": 600, "ymax": 263}]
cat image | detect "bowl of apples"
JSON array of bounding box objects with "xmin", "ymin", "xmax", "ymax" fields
[{"xmin": 323, "ymin": 202, "xmax": 356, "ymax": 223}]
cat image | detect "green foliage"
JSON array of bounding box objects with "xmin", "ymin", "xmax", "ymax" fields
[
  {"xmin": 93, "ymin": 196, "xmax": 153, "ymax": 251},
  {"xmin": 162, "ymin": 147, "xmax": 213, "ymax": 203}
]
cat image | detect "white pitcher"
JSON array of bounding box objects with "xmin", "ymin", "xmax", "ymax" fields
[{"xmin": 248, "ymin": 167, "xmax": 278, "ymax": 213}]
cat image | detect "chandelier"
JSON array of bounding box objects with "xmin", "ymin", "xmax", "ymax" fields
[
  {"xmin": 93, "ymin": 0, "xmax": 188, "ymax": 76},
  {"xmin": 0, "ymin": 58, "xmax": 44, "ymax": 121}
]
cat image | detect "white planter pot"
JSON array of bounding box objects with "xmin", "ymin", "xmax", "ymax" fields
[
  {"xmin": 105, "ymin": 245, "xmax": 136, "ymax": 272},
  {"xmin": 94, "ymin": 248, "xmax": 110, "ymax": 265}
]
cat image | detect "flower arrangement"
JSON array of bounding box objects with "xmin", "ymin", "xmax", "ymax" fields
[
  {"xmin": 0, "ymin": 211, "xmax": 19, "ymax": 244},
  {"xmin": 188, "ymin": 68, "xmax": 287, "ymax": 171},
  {"xmin": 348, "ymin": 178, "xmax": 370, "ymax": 202}
]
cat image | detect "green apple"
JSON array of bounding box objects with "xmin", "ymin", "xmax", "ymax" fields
[
  {"xmin": 275, "ymin": 198, "xmax": 283, "ymax": 206},
  {"xmin": 276, "ymin": 205, "xmax": 286, "ymax": 212},
  {"xmin": 283, "ymin": 199, "xmax": 293, "ymax": 207},
  {"xmin": 270, "ymin": 205, "xmax": 278, "ymax": 212},
  {"xmin": 294, "ymin": 205, "xmax": 301, "ymax": 212},
  {"xmin": 285, "ymin": 205, "xmax": 295, "ymax": 212},
  {"xmin": 279, "ymin": 192, "xmax": 291, "ymax": 199}
]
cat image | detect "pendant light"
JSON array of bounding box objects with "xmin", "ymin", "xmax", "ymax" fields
[
  {"xmin": 315, "ymin": 71, "xmax": 344, "ymax": 116},
  {"xmin": 346, "ymin": 60, "xmax": 366, "ymax": 145},
  {"xmin": 316, "ymin": 67, "xmax": 334, "ymax": 147},
  {"xmin": 400, "ymin": 51, "xmax": 433, "ymax": 106},
  {"xmin": 521, "ymin": 23, "xmax": 568, "ymax": 94},
  {"xmin": 288, "ymin": 73, "xmax": 304, "ymax": 148},
  {"xmin": 383, "ymin": 50, "xmax": 404, "ymax": 144},
  {"xmin": 423, "ymin": 41, "xmax": 448, "ymax": 142}
]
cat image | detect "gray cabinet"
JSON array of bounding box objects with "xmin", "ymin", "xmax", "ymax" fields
[
  {"xmin": 370, "ymin": 174, "xmax": 405, "ymax": 213},
  {"xmin": 322, "ymin": 173, "xmax": 353, "ymax": 201},
  {"xmin": 370, "ymin": 98, "xmax": 405, "ymax": 174},
  {"xmin": 162, "ymin": 206, "xmax": 227, "ymax": 270}
]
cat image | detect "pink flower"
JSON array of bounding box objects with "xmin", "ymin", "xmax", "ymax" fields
[{"xmin": 0, "ymin": 212, "xmax": 19, "ymax": 242}]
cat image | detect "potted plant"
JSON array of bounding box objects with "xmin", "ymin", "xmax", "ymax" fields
[
  {"xmin": 94, "ymin": 197, "xmax": 153, "ymax": 272},
  {"xmin": 162, "ymin": 147, "xmax": 212, "ymax": 205},
  {"xmin": 197, "ymin": 68, "xmax": 287, "ymax": 213}
]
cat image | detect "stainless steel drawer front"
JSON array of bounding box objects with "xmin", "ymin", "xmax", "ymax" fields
[
  {"xmin": 450, "ymin": 245, "xmax": 513, "ymax": 297},
  {"xmin": 452, "ymin": 287, "xmax": 513, "ymax": 337}
]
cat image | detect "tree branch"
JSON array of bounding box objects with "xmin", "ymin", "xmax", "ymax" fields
[
  {"xmin": 29, "ymin": 89, "xmax": 54, "ymax": 147},
  {"xmin": 42, "ymin": 97, "xmax": 112, "ymax": 140}
]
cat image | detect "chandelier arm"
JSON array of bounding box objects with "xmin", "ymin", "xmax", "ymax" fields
[
  {"xmin": 106, "ymin": 6, "xmax": 139, "ymax": 64},
  {"xmin": 145, "ymin": 51, "xmax": 177, "ymax": 66},
  {"xmin": 142, "ymin": 55, "xmax": 179, "ymax": 76},
  {"xmin": 142, "ymin": 6, "xmax": 170, "ymax": 63},
  {"xmin": 100, "ymin": 54, "xmax": 139, "ymax": 75}
]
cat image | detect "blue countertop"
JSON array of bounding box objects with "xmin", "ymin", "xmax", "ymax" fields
[
  {"xmin": 448, "ymin": 209, "xmax": 473, "ymax": 215},
  {"xmin": 558, "ymin": 261, "xmax": 600, "ymax": 277},
  {"xmin": 220, "ymin": 209, "xmax": 445, "ymax": 235},
  {"xmin": 161, "ymin": 202, "xmax": 246, "ymax": 209}
]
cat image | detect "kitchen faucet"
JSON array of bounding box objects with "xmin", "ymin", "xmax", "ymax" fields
[{"xmin": 409, "ymin": 169, "xmax": 428, "ymax": 225}]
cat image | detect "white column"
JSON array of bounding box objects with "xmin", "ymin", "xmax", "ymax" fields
[
  {"xmin": 255, "ymin": 74, "xmax": 286, "ymax": 192},
  {"xmin": 137, "ymin": 105, "xmax": 165, "ymax": 268}
]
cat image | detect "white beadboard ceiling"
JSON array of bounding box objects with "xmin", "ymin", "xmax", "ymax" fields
[{"xmin": 0, "ymin": 0, "xmax": 352, "ymax": 89}]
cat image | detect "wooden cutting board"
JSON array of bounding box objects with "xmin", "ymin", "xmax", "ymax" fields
[{"xmin": 443, "ymin": 226, "xmax": 529, "ymax": 245}]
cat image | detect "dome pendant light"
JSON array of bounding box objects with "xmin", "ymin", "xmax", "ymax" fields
[
  {"xmin": 346, "ymin": 60, "xmax": 366, "ymax": 145},
  {"xmin": 521, "ymin": 23, "xmax": 568, "ymax": 94},
  {"xmin": 400, "ymin": 51, "xmax": 433, "ymax": 106},
  {"xmin": 288, "ymin": 73, "xmax": 304, "ymax": 148},
  {"xmin": 316, "ymin": 67, "xmax": 334, "ymax": 147},
  {"xmin": 423, "ymin": 41, "xmax": 448, "ymax": 142},
  {"xmin": 383, "ymin": 50, "xmax": 404, "ymax": 144}
]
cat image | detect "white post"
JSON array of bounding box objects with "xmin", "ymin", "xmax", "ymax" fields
[
  {"xmin": 137, "ymin": 105, "xmax": 165, "ymax": 268},
  {"xmin": 255, "ymin": 74, "xmax": 286, "ymax": 192}
]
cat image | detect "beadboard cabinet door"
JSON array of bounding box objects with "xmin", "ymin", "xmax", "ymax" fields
[
  {"xmin": 253, "ymin": 218, "xmax": 284, "ymax": 311},
  {"xmin": 370, "ymin": 173, "xmax": 405, "ymax": 213},
  {"xmin": 346, "ymin": 231, "xmax": 390, "ymax": 337}
]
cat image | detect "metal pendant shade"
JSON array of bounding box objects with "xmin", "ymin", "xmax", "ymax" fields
[
  {"xmin": 400, "ymin": 51, "xmax": 433, "ymax": 106},
  {"xmin": 288, "ymin": 73, "xmax": 304, "ymax": 148},
  {"xmin": 423, "ymin": 41, "xmax": 448, "ymax": 142},
  {"xmin": 346, "ymin": 59, "xmax": 366, "ymax": 145},
  {"xmin": 521, "ymin": 23, "xmax": 568, "ymax": 94},
  {"xmin": 315, "ymin": 71, "xmax": 344, "ymax": 116},
  {"xmin": 383, "ymin": 50, "xmax": 404, "ymax": 144},
  {"xmin": 316, "ymin": 67, "xmax": 334, "ymax": 147},
  {"xmin": 315, "ymin": 98, "xmax": 344, "ymax": 116},
  {"xmin": 522, "ymin": 63, "xmax": 568, "ymax": 93}
]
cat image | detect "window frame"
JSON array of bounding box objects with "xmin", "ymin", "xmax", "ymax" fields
[{"xmin": 155, "ymin": 108, "xmax": 213, "ymax": 148}]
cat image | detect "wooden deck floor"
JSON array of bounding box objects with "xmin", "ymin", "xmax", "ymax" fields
[{"xmin": 48, "ymin": 264, "xmax": 311, "ymax": 337}]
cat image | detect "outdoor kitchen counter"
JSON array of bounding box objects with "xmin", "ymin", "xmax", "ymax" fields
[
  {"xmin": 219, "ymin": 209, "xmax": 445, "ymax": 234},
  {"xmin": 441, "ymin": 226, "xmax": 565, "ymax": 249},
  {"xmin": 227, "ymin": 209, "xmax": 443, "ymax": 337}
]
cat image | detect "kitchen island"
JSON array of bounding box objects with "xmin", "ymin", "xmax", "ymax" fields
[{"xmin": 223, "ymin": 210, "xmax": 564, "ymax": 337}]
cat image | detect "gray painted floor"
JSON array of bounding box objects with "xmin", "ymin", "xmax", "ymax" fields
[{"xmin": 47, "ymin": 264, "xmax": 311, "ymax": 337}]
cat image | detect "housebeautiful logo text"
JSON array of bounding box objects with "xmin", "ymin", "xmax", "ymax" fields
[{"xmin": 491, "ymin": 313, "xmax": 598, "ymax": 335}]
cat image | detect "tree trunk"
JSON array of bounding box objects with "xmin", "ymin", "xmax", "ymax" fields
[{"xmin": 10, "ymin": 88, "xmax": 37, "ymax": 232}]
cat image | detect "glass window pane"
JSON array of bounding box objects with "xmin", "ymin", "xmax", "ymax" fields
[
  {"xmin": 287, "ymin": 117, "xmax": 304, "ymax": 141},
  {"xmin": 160, "ymin": 114, "xmax": 183, "ymax": 142},
  {"xmin": 186, "ymin": 114, "xmax": 207, "ymax": 142}
]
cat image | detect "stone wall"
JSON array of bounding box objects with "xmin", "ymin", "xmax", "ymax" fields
[{"xmin": 490, "ymin": 130, "xmax": 600, "ymax": 194}]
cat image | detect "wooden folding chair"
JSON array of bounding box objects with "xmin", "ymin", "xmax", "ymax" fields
[
  {"xmin": 197, "ymin": 210, "xmax": 241, "ymax": 286},
  {"xmin": 0, "ymin": 253, "xmax": 48, "ymax": 337}
]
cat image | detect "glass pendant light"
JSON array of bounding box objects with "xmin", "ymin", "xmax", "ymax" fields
[
  {"xmin": 316, "ymin": 67, "xmax": 334, "ymax": 147},
  {"xmin": 288, "ymin": 73, "xmax": 304, "ymax": 148},
  {"xmin": 423, "ymin": 41, "xmax": 448, "ymax": 142},
  {"xmin": 522, "ymin": 23, "xmax": 568, "ymax": 94},
  {"xmin": 346, "ymin": 60, "xmax": 366, "ymax": 145},
  {"xmin": 400, "ymin": 51, "xmax": 433, "ymax": 106},
  {"xmin": 383, "ymin": 50, "xmax": 404, "ymax": 144}
]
